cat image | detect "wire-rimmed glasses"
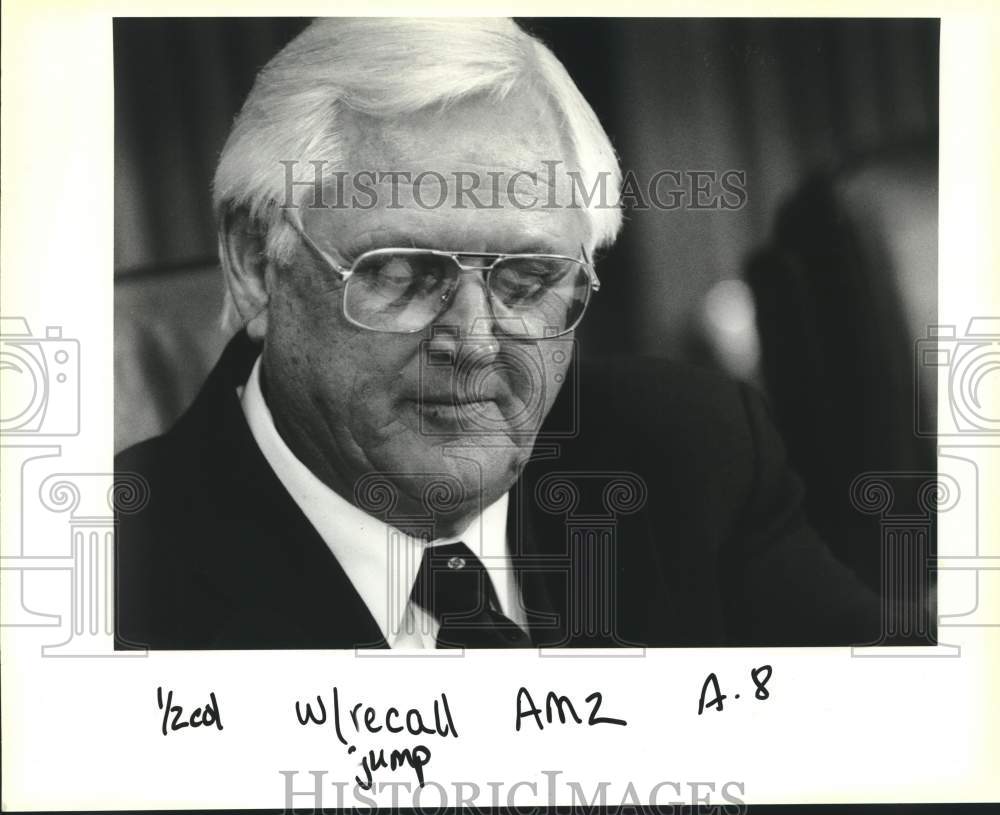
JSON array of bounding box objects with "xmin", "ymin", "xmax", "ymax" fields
[{"xmin": 282, "ymin": 209, "xmax": 600, "ymax": 339}]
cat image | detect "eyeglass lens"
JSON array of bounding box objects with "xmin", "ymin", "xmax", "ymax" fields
[{"xmin": 343, "ymin": 252, "xmax": 591, "ymax": 336}]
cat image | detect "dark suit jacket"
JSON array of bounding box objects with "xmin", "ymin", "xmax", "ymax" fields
[{"xmin": 115, "ymin": 332, "xmax": 881, "ymax": 649}]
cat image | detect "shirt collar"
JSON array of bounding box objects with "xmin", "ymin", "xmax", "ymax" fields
[{"xmin": 238, "ymin": 354, "xmax": 510, "ymax": 644}]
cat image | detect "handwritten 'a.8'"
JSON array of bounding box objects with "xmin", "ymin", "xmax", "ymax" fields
[{"xmin": 697, "ymin": 665, "xmax": 772, "ymax": 715}]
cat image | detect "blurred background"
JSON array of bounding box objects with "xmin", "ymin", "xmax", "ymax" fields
[{"xmin": 115, "ymin": 18, "xmax": 939, "ymax": 624}]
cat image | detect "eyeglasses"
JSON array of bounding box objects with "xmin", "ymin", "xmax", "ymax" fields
[{"xmin": 282, "ymin": 210, "xmax": 600, "ymax": 339}]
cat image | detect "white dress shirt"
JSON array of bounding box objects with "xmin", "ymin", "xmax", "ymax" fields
[{"xmin": 239, "ymin": 355, "xmax": 525, "ymax": 648}]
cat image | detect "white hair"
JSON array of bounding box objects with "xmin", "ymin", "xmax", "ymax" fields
[{"xmin": 213, "ymin": 17, "xmax": 623, "ymax": 331}]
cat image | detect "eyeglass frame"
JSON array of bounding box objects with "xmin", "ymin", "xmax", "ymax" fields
[{"xmin": 278, "ymin": 207, "xmax": 601, "ymax": 338}]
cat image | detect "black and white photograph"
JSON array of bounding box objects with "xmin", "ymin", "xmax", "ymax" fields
[
  {"xmin": 114, "ymin": 17, "xmax": 939, "ymax": 651},
  {"xmin": 3, "ymin": 5, "xmax": 998, "ymax": 814}
]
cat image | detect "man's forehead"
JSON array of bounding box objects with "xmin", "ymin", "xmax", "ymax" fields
[{"xmin": 295, "ymin": 183, "xmax": 589, "ymax": 260}]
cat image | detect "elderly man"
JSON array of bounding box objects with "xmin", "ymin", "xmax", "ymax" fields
[{"xmin": 115, "ymin": 18, "xmax": 880, "ymax": 649}]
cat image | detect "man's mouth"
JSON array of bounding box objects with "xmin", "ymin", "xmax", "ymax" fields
[
  {"xmin": 412, "ymin": 396, "xmax": 504, "ymax": 418},
  {"xmin": 419, "ymin": 395, "xmax": 500, "ymax": 407},
  {"xmin": 404, "ymin": 392, "xmax": 521, "ymax": 433}
]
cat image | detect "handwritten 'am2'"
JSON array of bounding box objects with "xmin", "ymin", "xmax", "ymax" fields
[{"xmin": 515, "ymin": 687, "xmax": 628, "ymax": 731}]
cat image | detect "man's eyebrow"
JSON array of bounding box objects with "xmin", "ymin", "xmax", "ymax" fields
[
  {"xmin": 340, "ymin": 232, "xmax": 430, "ymax": 258},
  {"xmin": 502, "ymin": 239, "xmax": 567, "ymax": 255},
  {"xmin": 343, "ymin": 234, "xmax": 571, "ymax": 257}
]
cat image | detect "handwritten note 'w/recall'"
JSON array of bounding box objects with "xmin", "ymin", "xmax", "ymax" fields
[{"xmin": 294, "ymin": 687, "xmax": 457, "ymax": 790}]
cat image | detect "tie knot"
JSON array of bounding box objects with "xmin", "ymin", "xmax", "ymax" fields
[
  {"xmin": 411, "ymin": 542, "xmax": 531, "ymax": 648},
  {"xmin": 410, "ymin": 541, "xmax": 499, "ymax": 622}
]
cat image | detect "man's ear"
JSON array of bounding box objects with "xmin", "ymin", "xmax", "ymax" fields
[{"xmin": 218, "ymin": 207, "xmax": 272, "ymax": 342}]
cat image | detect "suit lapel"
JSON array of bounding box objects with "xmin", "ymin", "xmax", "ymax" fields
[
  {"xmin": 507, "ymin": 437, "xmax": 670, "ymax": 648},
  {"xmin": 178, "ymin": 333, "xmax": 389, "ymax": 649},
  {"xmin": 507, "ymin": 446, "xmax": 570, "ymax": 647}
]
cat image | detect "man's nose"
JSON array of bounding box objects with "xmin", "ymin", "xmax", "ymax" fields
[{"xmin": 433, "ymin": 271, "xmax": 500, "ymax": 341}]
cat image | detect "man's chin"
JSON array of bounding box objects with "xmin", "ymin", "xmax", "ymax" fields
[{"xmin": 368, "ymin": 439, "xmax": 526, "ymax": 520}]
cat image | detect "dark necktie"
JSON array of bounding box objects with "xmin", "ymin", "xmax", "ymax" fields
[{"xmin": 410, "ymin": 541, "xmax": 532, "ymax": 648}]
